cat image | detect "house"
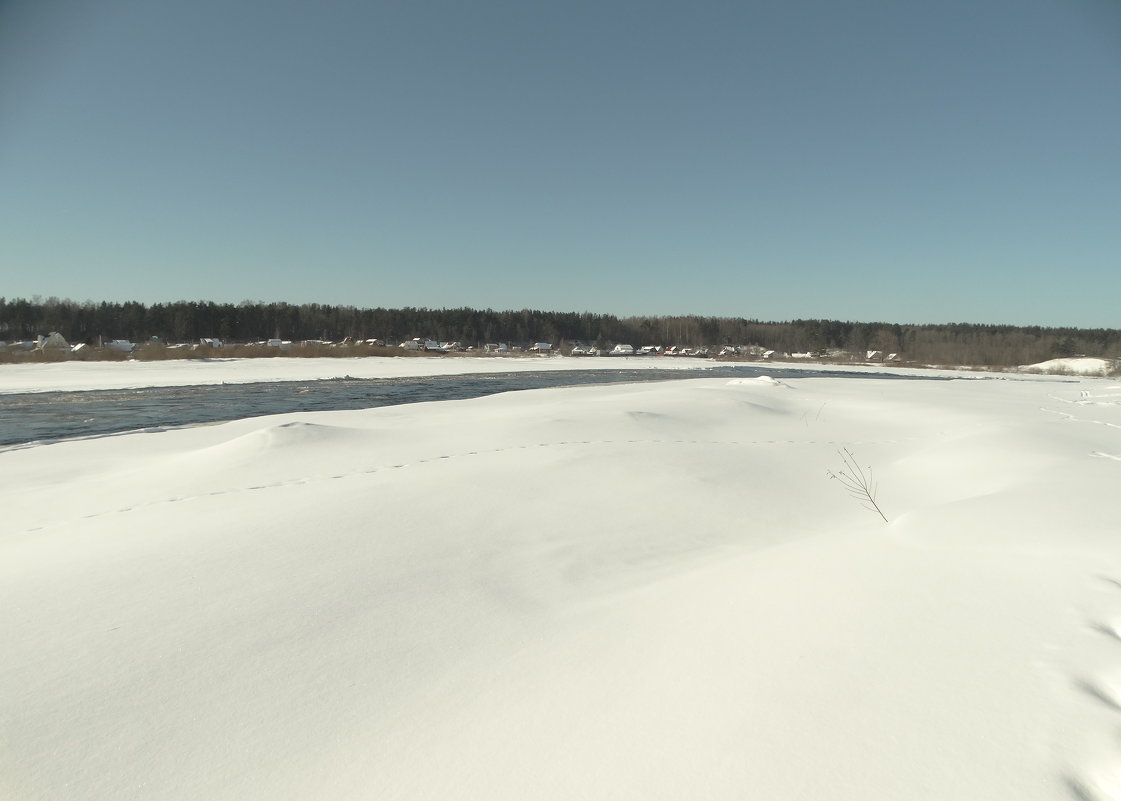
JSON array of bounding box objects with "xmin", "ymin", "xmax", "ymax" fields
[
  {"xmin": 610, "ymin": 344, "xmax": 635, "ymax": 356},
  {"xmin": 530, "ymin": 342, "xmax": 552, "ymax": 352},
  {"xmin": 37, "ymin": 332, "xmax": 69, "ymax": 350},
  {"xmin": 400, "ymin": 338, "xmax": 424, "ymax": 350},
  {"xmin": 104, "ymin": 339, "xmax": 134, "ymax": 353},
  {"xmin": 484, "ymin": 343, "xmax": 510, "ymax": 354}
]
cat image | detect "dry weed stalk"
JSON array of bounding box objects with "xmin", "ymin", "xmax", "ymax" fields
[{"xmin": 827, "ymin": 448, "xmax": 888, "ymax": 523}]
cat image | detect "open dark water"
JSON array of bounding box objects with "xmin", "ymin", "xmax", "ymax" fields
[{"xmin": 0, "ymin": 366, "xmax": 951, "ymax": 448}]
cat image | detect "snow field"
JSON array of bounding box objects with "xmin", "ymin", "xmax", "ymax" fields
[{"xmin": 3, "ymin": 373, "xmax": 1121, "ymax": 800}]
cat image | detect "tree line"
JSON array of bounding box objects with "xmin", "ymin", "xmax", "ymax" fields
[{"xmin": 1, "ymin": 297, "xmax": 1118, "ymax": 367}]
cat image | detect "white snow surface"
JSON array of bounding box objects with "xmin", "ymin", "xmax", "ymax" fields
[
  {"xmin": 4, "ymin": 363, "xmax": 1121, "ymax": 800},
  {"xmin": 1021, "ymin": 357, "xmax": 1116, "ymax": 376}
]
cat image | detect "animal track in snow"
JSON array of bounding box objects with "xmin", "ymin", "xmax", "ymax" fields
[{"xmin": 1042, "ymin": 401, "xmax": 1121, "ymax": 432}]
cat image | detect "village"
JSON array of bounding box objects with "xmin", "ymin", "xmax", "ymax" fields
[{"xmin": 0, "ymin": 331, "xmax": 902, "ymax": 365}]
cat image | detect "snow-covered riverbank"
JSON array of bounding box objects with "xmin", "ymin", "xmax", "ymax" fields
[{"xmin": 4, "ymin": 367, "xmax": 1121, "ymax": 800}]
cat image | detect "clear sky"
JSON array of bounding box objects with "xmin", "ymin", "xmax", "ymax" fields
[{"xmin": 1, "ymin": 0, "xmax": 1119, "ymax": 328}]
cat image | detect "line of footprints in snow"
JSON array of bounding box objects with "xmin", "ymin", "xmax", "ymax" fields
[
  {"xmin": 1048, "ymin": 389, "xmax": 1121, "ymax": 463},
  {"xmin": 1068, "ymin": 577, "xmax": 1121, "ymax": 801},
  {"xmin": 23, "ymin": 436, "xmax": 898, "ymax": 533}
]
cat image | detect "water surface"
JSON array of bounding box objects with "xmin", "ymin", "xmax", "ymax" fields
[{"xmin": 0, "ymin": 366, "xmax": 947, "ymax": 448}]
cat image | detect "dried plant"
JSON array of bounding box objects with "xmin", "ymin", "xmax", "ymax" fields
[{"xmin": 827, "ymin": 448, "xmax": 888, "ymax": 523}]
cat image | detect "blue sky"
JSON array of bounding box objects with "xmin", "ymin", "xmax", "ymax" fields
[{"xmin": 2, "ymin": 0, "xmax": 1119, "ymax": 327}]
